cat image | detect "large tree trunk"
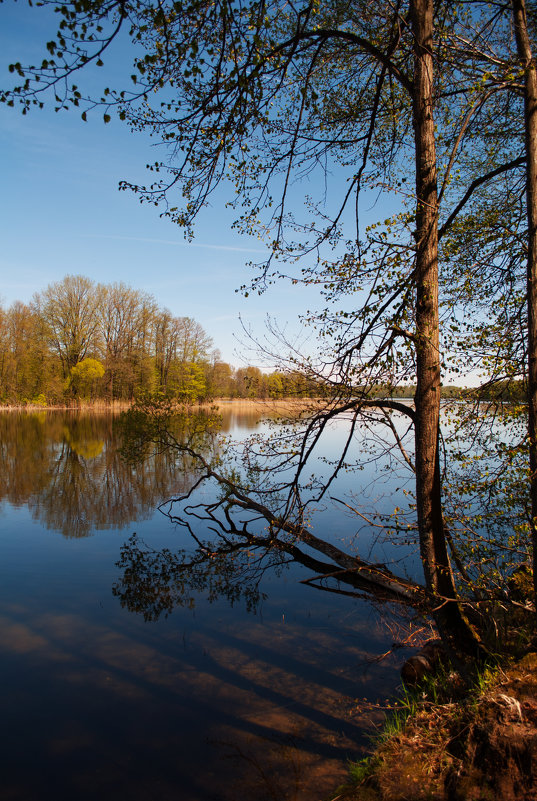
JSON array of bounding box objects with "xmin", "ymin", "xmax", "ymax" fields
[
  {"xmin": 411, "ymin": 0, "xmax": 484, "ymax": 658},
  {"xmin": 513, "ymin": 0, "xmax": 537, "ymax": 619}
]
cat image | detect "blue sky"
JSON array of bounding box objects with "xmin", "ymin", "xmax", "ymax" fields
[
  {"xmin": 0, "ymin": 2, "xmax": 499, "ymax": 390},
  {"xmin": 1, "ymin": 1, "xmax": 333, "ymax": 367}
]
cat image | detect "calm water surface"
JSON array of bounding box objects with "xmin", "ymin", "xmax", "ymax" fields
[{"xmin": 0, "ymin": 410, "xmax": 411, "ymax": 801}]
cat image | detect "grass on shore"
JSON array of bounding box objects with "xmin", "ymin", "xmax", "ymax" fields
[{"xmin": 330, "ymin": 652, "xmax": 537, "ymax": 801}]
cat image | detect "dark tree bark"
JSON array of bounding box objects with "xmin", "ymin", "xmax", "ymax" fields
[
  {"xmin": 411, "ymin": 0, "xmax": 484, "ymax": 657},
  {"xmin": 513, "ymin": 0, "xmax": 537, "ymax": 616}
]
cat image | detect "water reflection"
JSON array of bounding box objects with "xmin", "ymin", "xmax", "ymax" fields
[
  {"xmin": 0, "ymin": 410, "xmax": 218, "ymax": 537},
  {"xmin": 114, "ymin": 532, "xmax": 287, "ymax": 619},
  {"xmin": 0, "ymin": 405, "xmax": 306, "ymax": 538},
  {"xmin": 0, "ymin": 409, "xmax": 406, "ymax": 801}
]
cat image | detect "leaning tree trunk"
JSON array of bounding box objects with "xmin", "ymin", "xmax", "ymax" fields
[
  {"xmin": 411, "ymin": 0, "xmax": 484, "ymax": 658},
  {"xmin": 513, "ymin": 0, "xmax": 537, "ymax": 620}
]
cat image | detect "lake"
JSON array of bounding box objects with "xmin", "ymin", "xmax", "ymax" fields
[{"xmin": 0, "ymin": 408, "xmax": 414, "ymax": 801}]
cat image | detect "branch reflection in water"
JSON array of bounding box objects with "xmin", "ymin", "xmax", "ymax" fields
[
  {"xmin": 0, "ymin": 408, "xmax": 225, "ymax": 537},
  {"xmin": 0, "ymin": 406, "xmax": 408, "ymax": 801},
  {"xmin": 116, "ymin": 398, "xmax": 424, "ymax": 628}
]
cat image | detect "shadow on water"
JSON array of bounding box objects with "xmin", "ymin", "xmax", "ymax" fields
[
  {"xmin": 0, "ymin": 594, "xmax": 396, "ymax": 801},
  {"xmin": 0, "ymin": 410, "xmax": 405, "ymax": 801}
]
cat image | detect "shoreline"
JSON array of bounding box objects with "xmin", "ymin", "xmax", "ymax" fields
[
  {"xmin": 0, "ymin": 397, "xmax": 323, "ymax": 413},
  {"xmin": 332, "ymin": 652, "xmax": 537, "ymax": 801}
]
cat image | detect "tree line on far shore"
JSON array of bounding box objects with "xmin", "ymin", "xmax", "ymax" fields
[
  {"xmin": 1, "ymin": 272, "xmax": 524, "ymax": 407},
  {"xmin": 0, "ymin": 274, "xmax": 327, "ymax": 404}
]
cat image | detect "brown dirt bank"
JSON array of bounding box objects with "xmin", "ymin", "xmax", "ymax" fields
[{"xmin": 332, "ymin": 653, "xmax": 537, "ymax": 801}]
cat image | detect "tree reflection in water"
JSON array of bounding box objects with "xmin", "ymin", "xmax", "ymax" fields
[
  {"xmin": 115, "ymin": 400, "xmax": 288, "ymax": 617},
  {"xmin": 0, "ymin": 409, "xmax": 217, "ymax": 537},
  {"xmin": 113, "ymin": 532, "xmax": 288, "ymax": 619},
  {"xmin": 0, "ymin": 405, "xmax": 417, "ymax": 621},
  {"xmin": 0, "ymin": 406, "xmax": 403, "ymax": 801},
  {"xmin": 114, "ymin": 400, "xmax": 422, "ymax": 627}
]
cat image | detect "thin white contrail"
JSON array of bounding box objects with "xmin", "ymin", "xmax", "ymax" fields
[{"xmin": 81, "ymin": 234, "xmax": 267, "ymax": 254}]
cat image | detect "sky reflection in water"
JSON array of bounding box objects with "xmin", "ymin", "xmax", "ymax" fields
[{"xmin": 0, "ymin": 409, "xmax": 411, "ymax": 801}]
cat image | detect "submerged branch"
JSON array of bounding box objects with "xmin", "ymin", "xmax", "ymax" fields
[{"xmin": 157, "ymin": 437, "xmax": 425, "ymax": 607}]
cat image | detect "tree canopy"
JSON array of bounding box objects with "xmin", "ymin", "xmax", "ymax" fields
[{"xmin": 0, "ymin": 274, "xmax": 331, "ymax": 403}]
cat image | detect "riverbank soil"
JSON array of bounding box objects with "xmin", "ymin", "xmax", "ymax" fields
[{"xmin": 334, "ymin": 652, "xmax": 537, "ymax": 801}]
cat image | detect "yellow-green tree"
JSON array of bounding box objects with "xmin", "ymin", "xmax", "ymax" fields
[{"xmin": 69, "ymin": 358, "xmax": 105, "ymax": 399}]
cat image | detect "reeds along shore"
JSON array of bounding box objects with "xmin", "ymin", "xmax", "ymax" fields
[{"xmin": 0, "ymin": 398, "xmax": 322, "ymax": 414}]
